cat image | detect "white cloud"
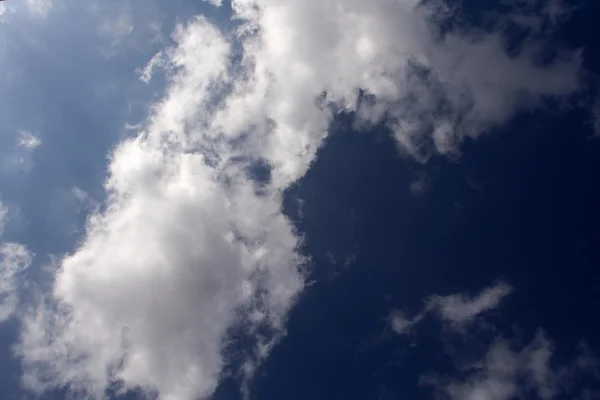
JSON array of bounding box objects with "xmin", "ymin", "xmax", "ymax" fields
[
  {"xmin": 17, "ymin": 130, "xmax": 42, "ymax": 151},
  {"xmin": 426, "ymin": 281, "xmax": 513, "ymax": 328},
  {"xmin": 423, "ymin": 331, "xmax": 599, "ymax": 400},
  {"xmin": 390, "ymin": 309, "xmax": 423, "ymax": 334},
  {"xmin": 18, "ymin": 17, "xmax": 305, "ymax": 400},
  {"xmin": 390, "ymin": 282, "xmax": 512, "ymax": 334},
  {"xmin": 1, "ymin": 130, "xmax": 42, "ymax": 173},
  {"xmin": 16, "ymin": 0, "xmax": 586, "ymax": 399},
  {"xmin": 398, "ymin": 282, "xmax": 599, "ymax": 400},
  {"xmin": 0, "ymin": 243, "xmax": 33, "ymax": 323},
  {"xmin": 137, "ymin": 50, "xmax": 166, "ymax": 83}
]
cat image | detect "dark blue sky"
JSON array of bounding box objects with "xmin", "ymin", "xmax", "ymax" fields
[
  {"xmin": 234, "ymin": 3, "xmax": 600, "ymax": 397},
  {"xmin": 240, "ymin": 105, "xmax": 600, "ymax": 400}
]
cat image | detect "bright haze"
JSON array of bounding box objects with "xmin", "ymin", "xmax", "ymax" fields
[{"xmin": 0, "ymin": 0, "xmax": 599, "ymax": 399}]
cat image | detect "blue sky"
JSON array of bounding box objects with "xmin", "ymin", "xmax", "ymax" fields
[{"xmin": 1, "ymin": 0, "xmax": 599, "ymax": 399}]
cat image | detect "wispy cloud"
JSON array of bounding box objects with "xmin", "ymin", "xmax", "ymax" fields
[
  {"xmin": 0, "ymin": 202, "xmax": 33, "ymax": 324},
  {"xmin": 422, "ymin": 330, "xmax": 599, "ymax": 400},
  {"xmin": 1, "ymin": 130, "xmax": 42, "ymax": 173},
  {"xmin": 426, "ymin": 281, "xmax": 513, "ymax": 328},
  {"xmin": 392, "ymin": 281, "xmax": 599, "ymax": 400},
  {"xmin": 137, "ymin": 50, "xmax": 166, "ymax": 83},
  {"xmin": 0, "ymin": 243, "xmax": 33, "ymax": 323},
  {"xmin": 390, "ymin": 282, "xmax": 513, "ymax": 334}
]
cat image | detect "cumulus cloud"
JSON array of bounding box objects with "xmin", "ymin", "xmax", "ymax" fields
[
  {"xmin": 390, "ymin": 282, "xmax": 512, "ymax": 334},
  {"xmin": 16, "ymin": 0, "xmax": 586, "ymax": 399},
  {"xmin": 18, "ymin": 17, "xmax": 304, "ymax": 400}
]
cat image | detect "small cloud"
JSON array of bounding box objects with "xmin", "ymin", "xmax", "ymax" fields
[
  {"xmin": 137, "ymin": 50, "xmax": 166, "ymax": 83},
  {"xmin": 409, "ymin": 173, "xmax": 432, "ymax": 197},
  {"xmin": 389, "ymin": 310, "xmax": 423, "ymax": 334},
  {"xmin": 17, "ymin": 130, "xmax": 42, "ymax": 151},
  {"xmin": 389, "ymin": 281, "xmax": 513, "ymax": 335},
  {"xmin": 1, "ymin": 130, "xmax": 42, "ymax": 173},
  {"xmin": 426, "ymin": 281, "xmax": 513, "ymax": 328}
]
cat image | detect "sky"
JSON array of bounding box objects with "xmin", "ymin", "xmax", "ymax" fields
[{"xmin": 0, "ymin": 0, "xmax": 599, "ymax": 399}]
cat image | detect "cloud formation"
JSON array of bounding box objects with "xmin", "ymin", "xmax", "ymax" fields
[
  {"xmin": 14, "ymin": 0, "xmax": 588, "ymax": 399},
  {"xmin": 18, "ymin": 17, "xmax": 305, "ymax": 400},
  {"xmin": 390, "ymin": 281, "xmax": 512, "ymax": 334},
  {"xmin": 394, "ymin": 282, "xmax": 599, "ymax": 400},
  {"xmin": 426, "ymin": 281, "xmax": 513, "ymax": 327},
  {"xmin": 422, "ymin": 329, "xmax": 599, "ymax": 400}
]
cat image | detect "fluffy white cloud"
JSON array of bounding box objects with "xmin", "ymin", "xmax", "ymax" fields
[
  {"xmin": 18, "ymin": 17, "xmax": 305, "ymax": 400},
  {"xmin": 16, "ymin": 0, "xmax": 586, "ymax": 399},
  {"xmin": 221, "ymin": 0, "xmax": 581, "ymax": 163}
]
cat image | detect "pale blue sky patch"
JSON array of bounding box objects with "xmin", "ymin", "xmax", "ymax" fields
[{"xmin": 0, "ymin": 0, "xmax": 226, "ymax": 261}]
